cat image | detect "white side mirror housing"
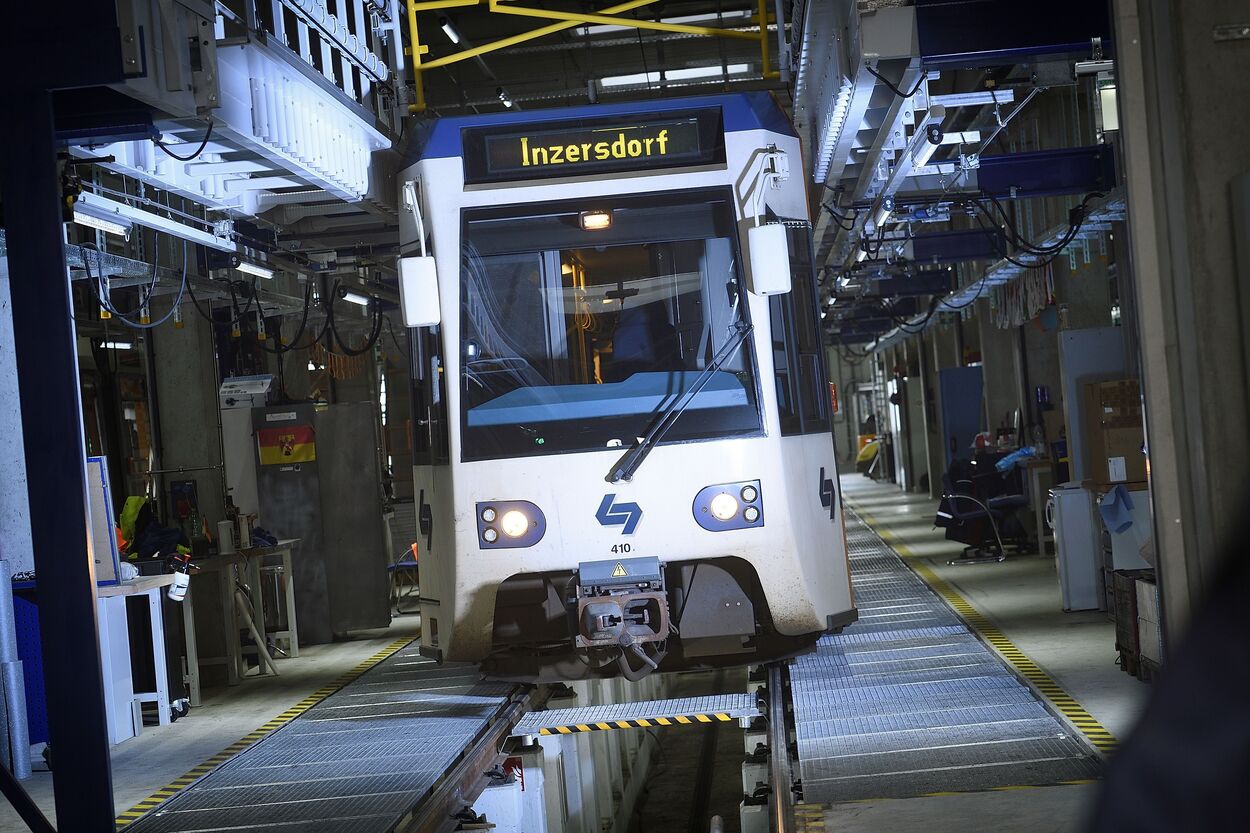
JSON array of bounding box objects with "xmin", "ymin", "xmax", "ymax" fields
[
  {"xmin": 746, "ymin": 223, "xmax": 792, "ymax": 295},
  {"xmin": 399, "ymin": 255, "xmax": 441, "ymax": 327}
]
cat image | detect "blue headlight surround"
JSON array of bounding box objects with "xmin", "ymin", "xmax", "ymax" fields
[
  {"xmin": 692, "ymin": 480, "xmax": 763, "ymax": 532},
  {"xmin": 476, "ymin": 499, "xmax": 547, "ymax": 549}
]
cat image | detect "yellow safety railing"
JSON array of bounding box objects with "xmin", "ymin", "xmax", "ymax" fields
[{"xmin": 404, "ymin": 0, "xmax": 778, "ymax": 113}]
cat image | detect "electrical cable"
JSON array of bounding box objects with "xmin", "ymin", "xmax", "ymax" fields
[
  {"xmin": 939, "ymin": 270, "xmax": 991, "ymax": 311},
  {"xmin": 256, "ymin": 280, "xmax": 316, "ymax": 354},
  {"xmin": 865, "ymin": 63, "xmax": 926, "ymax": 99},
  {"xmin": 153, "ymin": 118, "xmax": 215, "ymax": 162},
  {"xmin": 383, "ymin": 315, "xmax": 408, "ymax": 354},
  {"xmin": 82, "ymin": 242, "xmax": 188, "ymax": 330},
  {"xmin": 328, "ymin": 285, "xmax": 385, "ymax": 356},
  {"xmin": 820, "ymin": 203, "xmax": 856, "ymax": 231},
  {"xmin": 636, "ymin": 28, "xmax": 653, "ymax": 94}
]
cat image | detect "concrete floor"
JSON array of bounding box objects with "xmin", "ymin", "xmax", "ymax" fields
[
  {"xmin": 828, "ymin": 474, "xmax": 1151, "ymax": 832},
  {"xmin": 0, "ymin": 613, "xmax": 420, "ymax": 832}
]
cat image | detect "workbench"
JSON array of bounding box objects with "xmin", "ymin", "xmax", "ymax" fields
[
  {"xmin": 192, "ymin": 539, "xmax": 300, "ymax": 688},
  {"xmin": 97, "ymin": 574, "xmax": 197, "ymax": 744}
]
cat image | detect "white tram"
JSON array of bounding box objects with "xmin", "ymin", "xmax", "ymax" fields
[{"xmin": 395, "ymin": 93, "xmax": 855, "ymax": 681}]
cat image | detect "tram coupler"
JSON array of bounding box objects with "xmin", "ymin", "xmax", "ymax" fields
[{"xmin": 573, "ymin": 556, "xmax": 671, "ymax": 649}]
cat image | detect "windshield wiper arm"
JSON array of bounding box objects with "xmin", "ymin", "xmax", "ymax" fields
[{"xmin": 605, "ymin": 320, "xmax": 753, "ymax": 484}]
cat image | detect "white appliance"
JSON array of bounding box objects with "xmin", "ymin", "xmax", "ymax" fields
[
  {"xmin": 219, "ymin": 375, "xmax": 275, "ymax": 517},
  {"xmin": 1047, "ymin": 482, "xmax": 1105, "ymax": 611},
  {"xmin": 1104, "ymin": 487, "xmax": 1153, "ymax": 570}
]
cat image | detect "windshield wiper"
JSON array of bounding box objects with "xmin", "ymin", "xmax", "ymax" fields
[{"xmin": 605, "ymin": 319, "xmax": 753, "ymax": 484}]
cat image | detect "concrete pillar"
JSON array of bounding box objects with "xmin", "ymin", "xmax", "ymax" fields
[
  {"xmin": 977, "ymin": 311, "xmax": 1023, "ymax": 440},
  {"xmin": 1114, "ymin": 0, "xmax": 1250, "ymax": 641},
  {"xmin": 1053, "ymin": 252, "xmax": 1114, "ymax": 332},
  {"xmin": 0, "ymin": 257, "xmax": 33, "ymax": 573},
  {"xmin": 916, "ymin": 331, "xmax": 942, "ymax": 497},
  {"xmin": 151, "ymin": 300, "xmax": 227, "ymax": 532}
]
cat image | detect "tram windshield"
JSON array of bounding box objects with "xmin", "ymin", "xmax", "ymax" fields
[{"xmin": 459, "ymin": 189, "xmax": 762, "ymax": 461}]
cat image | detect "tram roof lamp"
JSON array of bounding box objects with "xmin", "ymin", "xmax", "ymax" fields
[
  {"xmin": 439, "ymin": 16, "xmax": 461, "ymax": 44},
  {"xmin": 579, "ymin": 210, "xmax": 612, "ymax": 231}
]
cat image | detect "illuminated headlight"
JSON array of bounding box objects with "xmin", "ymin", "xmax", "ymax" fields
[
  {"xmin": 579, "ymin": 210, "xmax": 612, "ymax": 231},
  {"xmin": 709, "ymin": 493, "xmax": 739, "ymax": 521},
  {"xmin": 500, "ymin": 509, "xmax": 529, "ymax": 538},
  {"xmin": 693, "ymin": 480, "xmax": 763, "ymax": 531},
  {"xmin": 476, "ymin": 500, "xmax": 546, "ymax": 549}
]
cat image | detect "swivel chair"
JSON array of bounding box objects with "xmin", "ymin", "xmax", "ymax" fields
[{"xmin": 938, "ymin": 471, "xmax": 1029, "ymax": 565}]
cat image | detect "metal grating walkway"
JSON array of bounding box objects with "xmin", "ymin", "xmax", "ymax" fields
[
  {"xmin": 124, "ymin": 642, "xmax": 518, "ymax": 833},
  {"xmin": 513, "ymin": 694, "xmax": 758, "ymax": 736},
  {"xmin": 791, "ymin": 511, "xmax": 1102, "ymax": 803}
]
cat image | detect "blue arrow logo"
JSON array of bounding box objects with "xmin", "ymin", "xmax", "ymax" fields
[{"xmin": 596, "ymin": 494, "xmax": 642, "ymax": 535}]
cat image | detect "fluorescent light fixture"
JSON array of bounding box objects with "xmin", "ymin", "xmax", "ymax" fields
[
  {"xmin": 236, "ymin": 261, "xmax": 275, "ymax": 280},
  {"xmin": 342, "ymin": 291, "xmax": 371, "ymax": 307},
  {"xmin": 102, "ymin": 341, "xmax": 133, "ymax": 350},
  {"xmin": 601, "ymin": 63, "xmax": 749, "ymax": 87},
  {"xmin": 74, "ymin": 191, "xmax": 234, "ymax": 252},
  {"xmin": 71, "ymin": 208, "xmax": 132, "ymax": 238},
  {"xmin": 439, "ymin": 16, "xmax": 461, "ymax": 43},
  {"xmin": 578, "ymin": 10, "xmax": 752, "ymax": 36},
  {"xmin": 497, "ymin": 87, "xmax": 513, "ymax": 108}
]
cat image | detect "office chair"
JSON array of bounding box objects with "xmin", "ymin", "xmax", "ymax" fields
[{"xmin": 938, "ymin": 471, "xmax": 1029, "ymax": 565}]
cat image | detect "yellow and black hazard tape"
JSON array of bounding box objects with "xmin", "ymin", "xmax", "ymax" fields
[
  {"xmin": 115, "ymin": 636, "xmax": 414, "ymax": 827},
  {"xmin": 850, "ymin": 505, "xmax": 1118, "ymax": 757},
  {"xmin": 536, "ymin": 712, "xmax": 737, "ymax": 735},
  {"xmin": 795, "ymin": 802, "xmax": 828, "ymax": 832}
]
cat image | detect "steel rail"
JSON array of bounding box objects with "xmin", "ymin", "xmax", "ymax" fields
[
  {"xmin": 767, "ymin": 664, "xmax": 794, "ymax": 833},
  {"xmin": 396, "ymin": 685, "xmax": 536, "ymax": 833}
]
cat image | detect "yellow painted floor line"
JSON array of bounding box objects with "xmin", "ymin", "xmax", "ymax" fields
[
  {"xmin": 849, "ymin": 500, "xmax": 1118, "ymax": 757},
  {"xmin": 115, "ymin": 636, "xmax": 415, "ymax": 827}
]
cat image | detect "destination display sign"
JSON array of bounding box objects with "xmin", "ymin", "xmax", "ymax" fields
[{"xmin": 462, "ymin": 109, "xmax": 724, "ymax": 184}]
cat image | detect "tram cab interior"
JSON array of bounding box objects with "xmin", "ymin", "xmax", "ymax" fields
[{"xmin": 459, "ymin": 189, "xmax": 760, "ymax": 461}]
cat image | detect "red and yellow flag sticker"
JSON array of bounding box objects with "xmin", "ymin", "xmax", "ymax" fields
[{"xmin": 257, "ymin": 424, "xmax": 316, "ymax": 465}]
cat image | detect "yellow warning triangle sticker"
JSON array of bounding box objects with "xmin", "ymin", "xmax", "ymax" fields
[{"xmin": 611, "ymin": 562, "xmax": 628, "ymax": 578}]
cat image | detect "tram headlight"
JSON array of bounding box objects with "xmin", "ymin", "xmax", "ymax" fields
[
  {"xmin": 693, "ymin": 480, "xmax": 763, "ymax": 531},
  {"xmin": 476, "ymin": 500, "xmax": 547, "ymax": 549},
  {"xmin": 500, "ymin": 509, "xmax": 529, "ymax": 538},
  {"xmin": 709, "ymin": 493, "xmax": 739, "ymax": 521}
]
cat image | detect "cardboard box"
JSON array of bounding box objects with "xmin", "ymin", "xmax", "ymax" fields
[{"xmin": 1083, "ymin": 379, "xmax": 1147, "ymax": 486}]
